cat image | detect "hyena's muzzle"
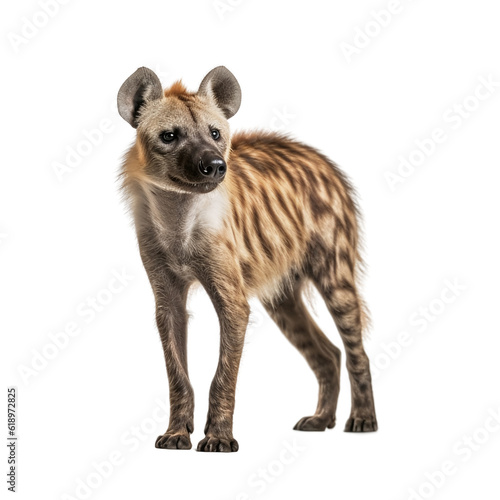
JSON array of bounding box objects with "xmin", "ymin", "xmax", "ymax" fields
[{"xmin": 167, "ymin": 143, "xmax": 227, "ymax": 193}]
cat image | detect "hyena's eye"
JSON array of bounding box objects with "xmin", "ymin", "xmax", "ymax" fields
[
  {"xmin": 211, "ymin": 129, "xmax": 221, "ymax": 141},
  {"xmin": 160, "ymin": 131, "xmax": 177, "ymax": 144}
]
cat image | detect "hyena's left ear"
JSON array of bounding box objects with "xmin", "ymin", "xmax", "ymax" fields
[
  {"xmin": 117, "ymin": 67, "xmax": 163, "ymax": 128},
  {"xmin": 198, "ymin": 66, "xmax": 242, "ymax": 119}
]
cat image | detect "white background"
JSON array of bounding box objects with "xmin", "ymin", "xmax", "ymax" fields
[{"xmin": 2, "ymin": 0, "xmax": 500, "ymax": 499}]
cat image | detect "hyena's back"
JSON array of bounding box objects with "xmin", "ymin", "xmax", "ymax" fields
[{"xmin": 222, "ymin": 131, "xmax": 362, "ymax": 306}]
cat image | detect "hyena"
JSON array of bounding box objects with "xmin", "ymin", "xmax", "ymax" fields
[{"xmin": 117, "ymin": 66, "xmax": 377, "ymax": 452}]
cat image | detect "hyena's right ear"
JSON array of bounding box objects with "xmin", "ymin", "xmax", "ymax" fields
[{"xmin": 117, "ymin": 67, "xmax": 163, "ymax": 128}]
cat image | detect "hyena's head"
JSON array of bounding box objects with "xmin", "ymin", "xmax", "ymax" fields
[{"xmin": 117, "ymin": 66, "xmax": 241, "ymax": 194}]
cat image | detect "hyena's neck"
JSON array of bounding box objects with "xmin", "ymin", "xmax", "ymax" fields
[{"xmin": 138, "ymin": 182, "xmax": 229, "ymax": 251}]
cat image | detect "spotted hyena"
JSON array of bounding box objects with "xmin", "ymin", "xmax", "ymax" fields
[{"xmin": 117, "ymin": 66, "xmax": 377, "ymax": 452}]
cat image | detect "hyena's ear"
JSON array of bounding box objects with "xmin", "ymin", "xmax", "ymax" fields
[
  {"xmin": 117, "ymin": 67, "xmax": 163, "ymax": 128},
  {"xmin": 198, "ymin": 66, "xmax": 242, "ymax": 119}
]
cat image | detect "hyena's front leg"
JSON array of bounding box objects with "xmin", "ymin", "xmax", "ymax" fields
[
  {"xmin": 153, "ymin": 284, "xmax": 194, "ymax": 450},
  {"xmin": 140, "ymin": 246, "xmax": 195, "ymax": 449},
  {"xmin": 196, "ymin": 271, "xmax": 249, "ymax": 452}
]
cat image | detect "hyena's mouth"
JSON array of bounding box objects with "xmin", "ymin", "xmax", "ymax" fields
[{"xmin": 168, "ymin": 174, "xmax": 219, "ymax": 193}]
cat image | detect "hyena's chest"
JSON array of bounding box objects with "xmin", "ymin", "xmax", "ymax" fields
[{"xmin": 146, "ymin": 188, "xmax": 231, "ymax": 272}]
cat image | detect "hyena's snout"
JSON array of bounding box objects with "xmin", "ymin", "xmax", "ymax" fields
[
  {"xmin": 173, "ymin": 148, "xmax": 227, "ymax": 193},
  {"xmin": 198, "ymin": 151, "xmax": 226, "ymax": 181}
]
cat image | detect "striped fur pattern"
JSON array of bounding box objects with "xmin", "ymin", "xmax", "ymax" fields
[{"xmin": 117, "ymin": 66, "xmax": 377, "ymax": 452}]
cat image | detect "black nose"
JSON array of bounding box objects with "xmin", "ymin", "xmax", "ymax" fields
[{"xmin": 198, "ymin": 156, "xmax": 226, "ymax": 179}]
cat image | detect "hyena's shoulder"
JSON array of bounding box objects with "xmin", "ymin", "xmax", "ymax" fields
[{"xmin": 228, "ymin": 130, "xmax": 359, "ymax": 217}]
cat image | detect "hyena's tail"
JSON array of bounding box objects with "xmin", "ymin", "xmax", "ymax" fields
[{"xmin": 329, "ymin": 159, "xmax": 371, "ymax": 338}]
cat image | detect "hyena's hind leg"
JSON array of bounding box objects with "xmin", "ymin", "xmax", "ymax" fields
[
  {"xmin": 310, "ymin": 243, "xmax": 378, "ymax": 432},
  {"xmin": 261, "ymin": 276, "xmax": 342, "ymax": 431}
]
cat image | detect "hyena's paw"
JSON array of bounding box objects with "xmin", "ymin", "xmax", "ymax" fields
[
  {"xmin": 344, "ymin": 414, "xmax": 378, "ymax": 432},
  {"xmin": 293, "ymin": 414, "xmax": 336, "ymax": 431},
  {"xmin": 197, "ymin": 435, "xmax": 239, "ymax": 452},
  {"xmin": 155, "ymin": 431, "xmax": 192, "ymax": 450}
]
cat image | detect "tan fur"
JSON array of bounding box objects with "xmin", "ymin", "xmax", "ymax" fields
[{"xmin": 164, "ymin": 80, "xmax": 190, "ymax": 97}]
